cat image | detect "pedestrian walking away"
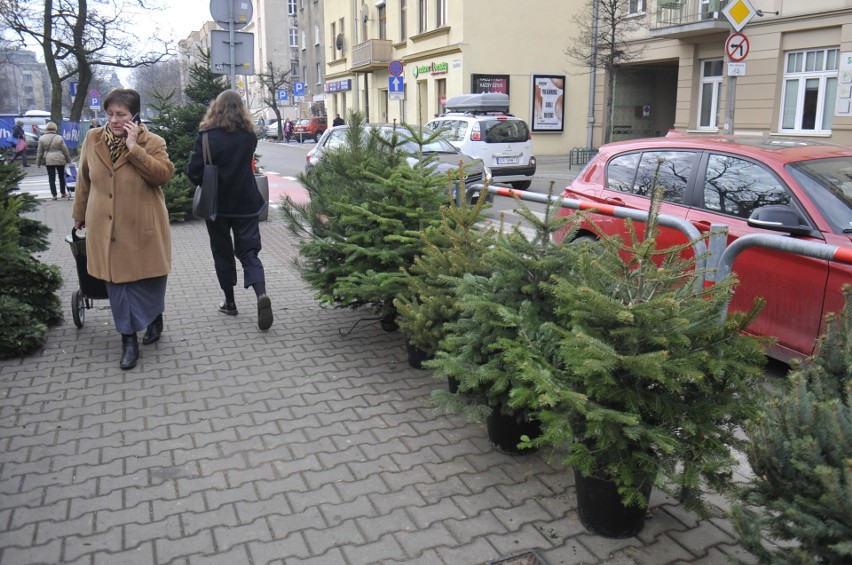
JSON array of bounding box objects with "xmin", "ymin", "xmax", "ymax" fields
[
  {"xmin": 8, "ymin": 120, "xmax": 30, "ymax": 167},
  {"xmin": 36, "ymin": 122, "xmax": 73, "ymax": 199},
  {"xmin": 283, "ymin": 118, "xmax": 292, "ymax": 143},
  {"xmin": 187, "ymin": 89, "xmax": 273, "ymax": 331},
  {"xmin": 332, "ymin": 113, "xmax": 344, "ymax": 126},
  {"xmin": 72, "ymin": 88, "xmax": 175, "ymax": 370}
]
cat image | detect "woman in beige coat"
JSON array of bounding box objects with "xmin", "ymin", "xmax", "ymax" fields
[
  {"xmin": 72, "ymin": 89, "xmax": 174, "ymax": 370},
  {"xmin": 36, "ymin": 122, "xmax": 72, "ymax": 199}
]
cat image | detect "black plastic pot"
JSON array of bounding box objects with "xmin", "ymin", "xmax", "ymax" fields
[
  {"xmin": 405, "ymin": 341, "xmax": 431, "ymax": 369},
  {"xmin": 486, "ymin": 410, "xmax": 541, "ymax": 455},
  {"xmin": 379, "ymin": 311, "xmax": 398, "ymax": 332},
  {"xmin": 574, "ymin": 469, "xmax": 651, "ymax": 538},
  {"xmin": 447, "ymin": 376, "xmax": 460, "ymax": 393}
]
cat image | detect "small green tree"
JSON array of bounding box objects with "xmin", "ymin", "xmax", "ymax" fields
[
  {"xmin": 731, "ymin": 286, "xmax": 852, "ymax": 564},
  {"xmin": 0, "ymin": 162, "xmax": 64, "ymax": 359},
  {"xmin": 281, "ymin": 113, "xmax": 449, "ymax": 325},
  {"xmin": 427, "ymin": 190, "xmax": 579, "ymax": 422},
  {"xmin": 394, "ymin": 179, "xmax": 493, "ymax": 355}
]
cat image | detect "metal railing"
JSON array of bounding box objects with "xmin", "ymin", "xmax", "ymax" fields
[
  {"xmin": 652, "ymin": 0, "xmax": 729, "ymax": 29},
  {"xmin": 568, "ymin": 147, "xmax": 598, "ymax": 170}
]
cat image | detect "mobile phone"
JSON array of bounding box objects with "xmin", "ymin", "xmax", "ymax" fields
[{"xmin": 131, "ymin": 113, "xmax": 141, "ymax": 125}]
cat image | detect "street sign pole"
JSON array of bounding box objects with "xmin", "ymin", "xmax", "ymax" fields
[{"xmin": 228, "ymin": 0, "xmax": 236, "ymax": 90}]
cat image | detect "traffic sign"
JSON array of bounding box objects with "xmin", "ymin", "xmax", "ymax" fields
[
  {"xmin": 388, "ymin": 76, "xmax": 404, "ymax": 100},
  {"xmin": 728, "ymin": 62, "xmax": 747, "ymax": 76},
  {"xmin": 725, "ymin": 32, "xmax": 750, "ymax": 62},
  {"xmin": 70, "ymin": 81, "xmax": 78, "ymax": 96},
  {"xmin": 90, "ymin": 97, "xmax": 100, "ymax": 110},
  {"xmin": 210, "ymin": 0, "xmax": 254, "ymax": 30},
  {"xmin": 276, "ymin": 89, "xmax": 288, "ymax": 101},
  {"xmin": 293, "ymin": 82, "xmax": 305, "ymax": 96},
  {"xmin": 388, "ymin": 60, "xmax": 403, "ymax": 77},
  {"xmin": 722, "ymin": 0, "xmax": 756, "ymax": 32},
  {"xmin": 88, "ymin": 88, "xmax": 99, "ymax": 98}
]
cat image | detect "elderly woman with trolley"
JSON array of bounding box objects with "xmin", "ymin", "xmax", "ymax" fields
[{"xmin": 72, "ymin": 88, "xmax": 174, "ymax": 370}]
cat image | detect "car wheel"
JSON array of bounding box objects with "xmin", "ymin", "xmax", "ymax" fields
[{"xmin": 510, "ymin": 180, "xmax": 532, "ymax": 190}]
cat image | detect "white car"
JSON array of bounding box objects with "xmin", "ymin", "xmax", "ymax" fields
[{"xmin": 426, "ymin": 93, "xmax": 536, "ymax": 190}]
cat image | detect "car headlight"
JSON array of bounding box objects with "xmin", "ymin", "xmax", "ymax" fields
[{"xmin": 483, "ymin": 165, "xmax": 493, "ymax": 183}]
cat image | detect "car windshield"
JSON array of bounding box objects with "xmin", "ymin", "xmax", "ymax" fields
[{"xmin": 787, "ymin": 157, "xmax": 852, "ymax": 234}]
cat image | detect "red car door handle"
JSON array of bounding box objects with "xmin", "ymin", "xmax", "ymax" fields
[{"xmin": 604, "ymin": 197, "xmax": 625, "ymax": 206}]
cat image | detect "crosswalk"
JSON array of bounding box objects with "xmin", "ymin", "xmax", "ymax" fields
[{"xmin": 15, "ymin": 175, "xmax": 68, "ymax": 200}]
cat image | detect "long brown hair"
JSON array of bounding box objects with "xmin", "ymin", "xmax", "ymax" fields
[{"xmin": 199, "ymin": 90, "xmax": 255, "ymax": 133}]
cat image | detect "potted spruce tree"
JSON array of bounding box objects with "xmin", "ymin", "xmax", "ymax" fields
[
  {"xmin": 730, "ymin": 286, "xmax": 852, "ymax": 564},
  {"xmin": 280, "ymin": 113, "xmax": 447, "ymax": 330},
  {"xmin": 513, "ymin": 192, "xmax": 768, "ymax": 537},
  {"xmin": 427, "ymin": 192, "xmax": 580, "ymax": 453},
  {"xmin": 394, "ymin": 175, "xmax": 493, "ymax": 369}
]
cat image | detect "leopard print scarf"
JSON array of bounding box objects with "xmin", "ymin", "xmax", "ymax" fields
[{"xmin": 102, "ymin": 123, "xmax": 126, "ymax": 163}]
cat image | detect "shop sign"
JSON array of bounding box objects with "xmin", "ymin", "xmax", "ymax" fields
[
  {"xmin": 413, "ymin": 61, "xmax": 448, "ymax": 78},
  {"xmin": 325, "ymin": 79, "xmax": 352, "ymax": 93}
]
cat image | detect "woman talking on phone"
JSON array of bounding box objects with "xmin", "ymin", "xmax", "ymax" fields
[{"xmin": 72, "ymin": 88, "xmax": 174, "ymax": 370}]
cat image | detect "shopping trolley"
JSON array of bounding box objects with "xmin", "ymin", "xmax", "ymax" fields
[{"xmin": 65, "ymin": 227, "xmax": 108, "ymax": 328}]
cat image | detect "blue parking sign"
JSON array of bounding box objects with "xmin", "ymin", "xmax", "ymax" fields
[
  {"xmin": 277, "ymin": 89, "xmax": 288, "ymax": 101},
  {"xmin": 293, "ymin": 82, "xmax": 305, "ymax": 96}
]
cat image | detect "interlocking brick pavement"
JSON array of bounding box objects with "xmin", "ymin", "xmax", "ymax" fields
[{"xmin": 0, "ymin": 175, "xmax": 758, "ymax": 564}]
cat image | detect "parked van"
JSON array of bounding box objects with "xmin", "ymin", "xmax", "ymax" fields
[{"xmin": 426, "ymin": 93, "xmax": 536, "ymax": 190}]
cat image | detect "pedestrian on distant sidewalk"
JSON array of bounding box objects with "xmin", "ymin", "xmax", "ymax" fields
[
  {"xmin": 36, "ymin": 122, "xmax": 72, "ymax": 199},
  {"xmin": 187, "ymin": 89, "xmax": 273, "ymax": 331},
  {"xmin": 8, "ymin": 120, "xmax": 29, "ymax": 167},
  {"xmin": 72, "ymin": 88, "xmax": 175, "ymax": 370},
  {"xmin": 283, "ymin": 118, "xmax": 292, "ymax": 143},
  {"xmin": 332, "ymin": 114, "xmax": 344, "ymax": 126}
]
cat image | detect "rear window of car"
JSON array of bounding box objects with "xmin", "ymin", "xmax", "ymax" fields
[
  {"xmin": 483, "ymin": 119, "xmax": 528, "ymax": 143},
  {"xmin": 607, "ymin": 151, "xmax": 697, "ymax": 205}
]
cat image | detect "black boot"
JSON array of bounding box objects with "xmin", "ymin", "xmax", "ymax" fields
[
  {"xmin": 141, "ymin": 314, "xmax": 163, "ymax": 345},
  {"xmin": 120, "ymin": 333, "xmax": 139, "ymax": 370}
]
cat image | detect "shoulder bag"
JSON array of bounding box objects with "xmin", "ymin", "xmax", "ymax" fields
[{"xmin": 192, "ymin": 132, "xmax": 218, "ymax": 221}]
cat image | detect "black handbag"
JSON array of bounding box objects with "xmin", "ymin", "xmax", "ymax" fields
[{"xmin": 192, "ymin": 132, "xmax": 218, "ymax": 221}]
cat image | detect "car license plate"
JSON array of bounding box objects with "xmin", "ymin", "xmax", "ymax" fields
[{"xmin": 496, "ymin": 157, "xmax": 519, "ymax": 165}]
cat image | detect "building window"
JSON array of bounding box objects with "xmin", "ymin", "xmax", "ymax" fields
[
  {"xmin": 628, "ymin": 0, "xmax": 645, "ymax": 15},
  {"xmin": 330, "ymin": 22, "xmax": 336, "ymax": 59},
  {"xmin": 300, "ymin": 31, "xmax": 306, "ymax": 50},
  {"xmin": 316, "ymin": 63, "xmax": 322, "ymax": 85},
  {"xmin": 400, "ymin": 0, "xmax": 407, "ymax": 41},
  {"xmin": 437, "ymin": 0, "xmax": 447, "ymax": 26},
  {"xmin": 698, "ymin": 59, "xmax": 723, "ymax": 129},
  {"xmin": 418, "ymin": 0, "xmax": 427, "ymax": 33},
  {"xmin": 299, "ymin": 0, "xmax": 304, "ymax": 9},
  {"xmin": 302, "ymin": 65, "xmax": 307, "ymax": 82},
  {"xmin": 378, "ymin": 5, "xmax": 386, "ymax": 39},
  {"xmin": 289, "ymin": 28, "xmax": 298, "ymax": 48},
  {"xmin": 314, "ymin": 24, "xmax": 320, "ymax": 45},
  {"xmin": 436, "ymin": 78, "xmax": 446, "ymax": 115},
  {"xmin": 291, "ymin": 61, "xmax": 300, "ymax": 77},
  {"xmin": 780, "ymin": 47, "xmax": 839, "ymax": 133},
  {"xmin": 288, "ymin": 0, "xmax": 296, "ymax": 16}
]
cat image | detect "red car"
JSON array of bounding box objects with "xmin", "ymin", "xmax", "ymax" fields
[
  {"xmin": 292, "ymin": 116, "xmax": 327, "ymax": 142},
  {"xmin": 553, "ymin": 134, "xmax": 852, "ymax": 363}
]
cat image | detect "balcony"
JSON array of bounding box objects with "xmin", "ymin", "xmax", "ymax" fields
[
  {"xmin": 651, "ymin": 0, "xmax": 732, "ymax": 39},
  {"xmin": 351, "ymin": 39, "xmax": 393, "ymax": 71}
]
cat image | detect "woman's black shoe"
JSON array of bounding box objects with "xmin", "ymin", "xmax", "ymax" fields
[
  {"xmin": 219, "ymin": 301, "xmax": 238, "ymax": 315},
  {"xmin": 120, "ymin": 333, "xmax": 139, "ymax": 370},
  {"xmin": 141, "ymin": 314, "xmax": 163, "ymax": 345}
]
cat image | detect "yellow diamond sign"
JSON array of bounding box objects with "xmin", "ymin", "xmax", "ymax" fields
[{"xmin": 722, "ymin": 0, "xmax": 757, "ymax": 32}]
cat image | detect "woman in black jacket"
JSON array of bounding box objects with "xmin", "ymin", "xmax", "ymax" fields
[{"xmin": 187, "ymin": 90, "xmax": 272, "ymax": 331}]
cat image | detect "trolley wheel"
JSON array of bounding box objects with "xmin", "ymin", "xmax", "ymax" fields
[{"xmin": 72, "ymin": 290, "xmax": 85, "ymax": 328}]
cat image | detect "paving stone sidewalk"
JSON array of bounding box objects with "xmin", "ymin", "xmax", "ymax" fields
[{"xmin": 0, "ymin": 188, "xmax": 757, "ymax": 564}]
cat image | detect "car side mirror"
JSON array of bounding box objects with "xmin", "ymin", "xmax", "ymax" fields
[{"xmin": 747, "ymin": 205, "xmax": 814, "ymax": 237}]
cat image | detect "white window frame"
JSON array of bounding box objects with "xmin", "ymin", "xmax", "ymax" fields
[
  {"xmin": 437, "ymin": 0, "xmax": 447, "ymax": 26},
  {"xmin": 697, "ymin": 59, "xmax": 723, "ymax": 130},
  {"xmin": 316, "ymin": 62, "xmax": 322, "ymax": 85},
  {"xmin": 628, "ymin": 0, "xmax": 645, "ymax": 15},
  {"xmin": 287, "ymin": 0, "xmax": 297, "ymax": 16},
  {"xmin": 289, "ymin": 28, "xmax": 298, "ymax": 48},
  {"xmin": 314, "ymin": 24, "xmax": 320, "ymax": 46},
  {"xmin": 779, "ymin": 47, "xmax": 839, "ymax": 134},
  {"xmin": 301, "ymin": 30, "xmax": 306, "ymax": 50},
  {"xmin": 418, "ymin": 0, "xmax": 427, "ymax": 33}
]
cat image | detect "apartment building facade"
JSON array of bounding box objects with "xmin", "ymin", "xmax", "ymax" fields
[
  {"xmin": 600, "ymin": 0, "xmax": 852, "ymax": 146},
  {"xmin": 0, "ymin": 49, "xmax": 50, "ymax": 115},
  {"xmin": 321, "ymin": 0, "xmax": 590, "ymax": 156}
]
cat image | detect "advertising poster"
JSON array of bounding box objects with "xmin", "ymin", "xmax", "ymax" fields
[
  {"xmin": 471, "ymin": 74, "xmax": 510, "ymax": 94},
  {"xmin": 531, "ymin": 74, "xmax": 565, "ymax": 132},
  {"xmin": 836, "ymin": 51, "xmax": 852, "ymax": 117}
]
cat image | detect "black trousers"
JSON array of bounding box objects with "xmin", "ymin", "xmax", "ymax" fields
[
  {"xmin": 205, "ymin": 216, "xmax": 265, "ymax": 291},
  {"xmin": 46, "ymin": 165, "xmax": 67, "ymax": 196}
]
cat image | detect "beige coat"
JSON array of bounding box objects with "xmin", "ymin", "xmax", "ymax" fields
[
  {"xmin": 35, "ymin": 132, "xmax": 71, "ymax": 167},
  {"xmin": 71, "ymin": 127, "xmax": 174, "ymax": 284}
]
